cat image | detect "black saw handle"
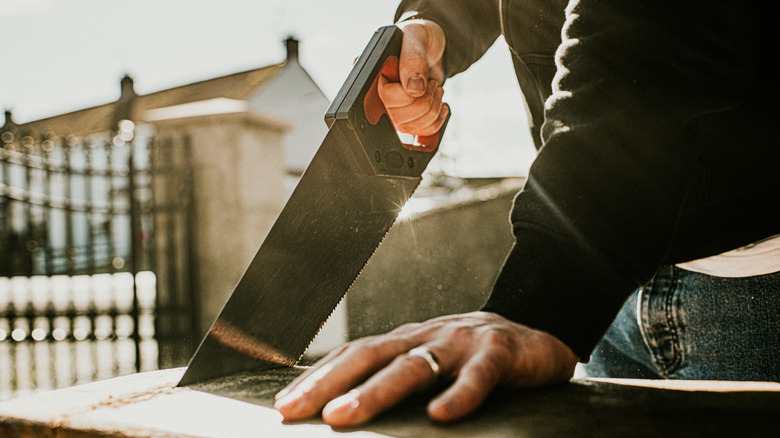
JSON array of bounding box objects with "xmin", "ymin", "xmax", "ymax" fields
[{"xmin": 324, "ymin": 25, "xmax": 449, "ymax": 177}]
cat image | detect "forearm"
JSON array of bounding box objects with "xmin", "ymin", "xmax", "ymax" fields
[{"xmin": 483, "ymin": 0, "xmax": 763, "ymax": 357}]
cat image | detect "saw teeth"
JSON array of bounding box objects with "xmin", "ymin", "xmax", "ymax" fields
[{"xmin": 298, "ymin": 181, "xmax": 422, "ymax": 363}]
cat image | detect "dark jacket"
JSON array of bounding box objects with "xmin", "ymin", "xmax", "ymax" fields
[{"xmin": 396, "ymin": 0, "xmax": 779, "ymax": 358}]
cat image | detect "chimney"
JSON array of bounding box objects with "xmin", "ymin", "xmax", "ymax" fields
[
  {"xmin": 2, "ymin": 110, "xmax": 15, "ymax": 131},
  {"xmin": 285, "ymin": 36, "xmax": 299, "ymax": 64},
  {"xmin": 113, "ymin": 74, "xmax": 137, "ymax": 126},
  {"xmin": 119, "ymin": 74, "xmax": 137, "ymax": 100}
]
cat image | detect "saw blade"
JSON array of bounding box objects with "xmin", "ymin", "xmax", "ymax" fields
[{"xmin": 178, "ymin": 25, "xmax": 448, "ymax": 386}]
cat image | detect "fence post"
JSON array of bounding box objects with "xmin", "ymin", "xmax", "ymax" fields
[{"xmin": 112, "ymin": 75, "xmax": 143, "ymax": 372}]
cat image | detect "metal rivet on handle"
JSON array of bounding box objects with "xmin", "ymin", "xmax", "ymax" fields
[{"xmin": 387, "ymin": 151, "xmax": 404, "ymax": 168}]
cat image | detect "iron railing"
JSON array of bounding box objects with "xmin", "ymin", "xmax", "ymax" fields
[{"xmin": 0, "ymin": 115, "xmax": 197, "ymax": 399}]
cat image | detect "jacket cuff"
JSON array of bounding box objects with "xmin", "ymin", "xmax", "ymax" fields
[
  {"xmin": 481, "ymin": 224, "xmax": 638, "ymax": 360},
  {"xmin": 394, "ymin": 0, "xmax": 500, "ymax": 79}
]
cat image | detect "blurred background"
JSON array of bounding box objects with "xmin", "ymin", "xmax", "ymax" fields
[{"xmin": 0, "ymin": 0, "xmax": 535, "ymax": 177}]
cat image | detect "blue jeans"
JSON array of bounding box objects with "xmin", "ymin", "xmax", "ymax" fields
[{"xmin": 579, "ymin": 266, "xmax": 780, "ymax": 381}]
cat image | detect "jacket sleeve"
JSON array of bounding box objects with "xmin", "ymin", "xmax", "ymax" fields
[
  {"xmin": 481, "ymin": 0, "xmax": 764, "ymax": 358},
  {"xmin": 394, "ymin": 0, "xmax": 501, "ymax": 78}
]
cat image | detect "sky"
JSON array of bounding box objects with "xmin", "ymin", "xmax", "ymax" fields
[{"xmin": 0, "ymin": 0, "xmax": 537, "ymax": 177}]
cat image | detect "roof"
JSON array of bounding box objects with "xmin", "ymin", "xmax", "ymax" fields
[
  {"xmin": 143, "ymin": 97, "xmax": 292, "ymax": 131},
  {"xmin": 13, "ymin": 63, "xmax": 285, "ymax": 137}
]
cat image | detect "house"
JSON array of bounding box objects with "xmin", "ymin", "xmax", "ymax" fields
[{"xmin": 13, "ymin": 37, "xmax": 329, "ymax": 193}]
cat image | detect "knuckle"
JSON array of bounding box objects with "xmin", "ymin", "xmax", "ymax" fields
[
  {"xmin": 447, "ymin": 324, "xmax": 474, "ymax": 340},
  {"xmin": 423, "ymin": 105, "xmax": 442, "ymax": 123},
  {"xmin": 390, "ymin": 321, "xmax": 423, "ymax": 335},
  {"xmin": 357, "ymin": 341, "xmax": 387, "ymax": 359},
  {"xmin": 482, "ymin": 328, "xmax": 516, "ymax": 352},
  {"xmin": 377, "ymin": 83, "xmax": 390, "ymax": 99},
  {"xmin": 348, "ymin": 337, "xmax": 384, "ymax": 359},
  {"xmin": 417, "ymin": 92, "xmax": 435, "ymax": 109}
]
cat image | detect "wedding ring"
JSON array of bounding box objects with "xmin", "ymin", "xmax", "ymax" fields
[{"xmin": 408, "ymin": 346, "xmax": 440, "ymax": 378}]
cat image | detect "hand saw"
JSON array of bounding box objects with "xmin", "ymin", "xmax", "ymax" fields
[{"xmin": 178, "ymin": 25, "xmax": 449, "ymax": 386}]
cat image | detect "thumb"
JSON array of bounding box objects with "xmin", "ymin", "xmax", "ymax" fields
[{"xmin": 398, "ymin": 25, "xmax": 431, "ymax": 97}]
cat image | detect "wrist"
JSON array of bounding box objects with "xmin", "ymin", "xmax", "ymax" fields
[
  {"xmin": 395, "ymin": 18, "xmax": 446, "ymax": 84},
  {"xmin": 396, "ymin": 18, "xmax": 445, "ymax": 49}
]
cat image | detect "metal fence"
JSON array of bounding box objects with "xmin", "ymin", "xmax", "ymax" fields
[{"xmin": 0, "ymin": 117, "xmax": 197, "ymax": 399}]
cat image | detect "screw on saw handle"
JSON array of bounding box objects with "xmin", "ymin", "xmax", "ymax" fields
[{"xmin": 325, "ymin": 25, "xmax": 449, "ymax": 160}]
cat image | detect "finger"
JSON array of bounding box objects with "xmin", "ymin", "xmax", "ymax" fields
[
  {"xmin": 377, "ymin": 75, "xmax": 417, "ymax": 108},
  {"xmin": 275, "ymin": 343, "xmax": 349, "ymax": 401},
  {"xmin": 415, "ymin": 103, "xmax": 450, "ymax": 138},
  {"xmin": 388, "ymin": 79, "xmax": 440, "ymax": 122},
  {"xmin": 414, "ymin": 104, "xmax": 450, "ymax": 141},
  {"xmin": 274, "ymin": 337, "xmax": 415, "ymax": 421},
  {"xmin": 321, "ymin": 348, "xmax": 441, "ymax": 427},
  {"xmin": 393, "ymin": 97, "xmax": 448, "ymax": 138},
  {"xmin": 398, "ymin": 26, "xmax": 430, "ymax": 97},
  {"xmin": 393, "ymin": 84, "xmax": 444, "ymax": 134},
  {"xmin": 379, "ymin": 77, "xmax": 444, "ymax": 137},
  {"xmin": 278, "ymin": 319, "xmax": 434, "ymax": 401},
  {"xmin": 426, "ymin": 350, "xmax": 503, "ymax": 422}
]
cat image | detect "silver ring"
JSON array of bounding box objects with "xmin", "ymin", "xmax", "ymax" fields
[{"xmin": 408, "ymin": 346, "xmax": 440, "ymax": 377}]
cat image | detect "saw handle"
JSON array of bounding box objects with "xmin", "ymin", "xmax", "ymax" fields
[
  {"xmin": 324, "ymin": 25, "xmax": 448, "ymax": 154},
  {"xmin": 362, "ymin": 56, "xmax": 443, "ymax": 152}
]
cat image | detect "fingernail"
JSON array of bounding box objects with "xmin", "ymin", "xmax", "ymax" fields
[
  {"xmin": 273, "ymin": 388, "xmax": 304, "ymax": 411},
  {"xmin": 276, "ymin": 363, "xmax": 333, "ymax": 402},
  {"xmin": 406, "ymin": 76, "xmax": 426, "ymax": 94},
  {"xmin": 275, "ymin": 386, "xmax": 291, "ymax": 401},
  {"xmin": 322, "ymin": 390, "xmax": 360, "ymax": 418}
]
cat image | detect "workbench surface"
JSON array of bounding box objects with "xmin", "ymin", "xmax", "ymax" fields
[{"xmin": 1, "ymin": 367, "xmax": 778, "ymax": 437}]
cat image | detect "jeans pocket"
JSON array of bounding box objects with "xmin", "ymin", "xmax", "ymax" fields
[{"xmin": 639, "ymin": 266, "xmax": 683, "ymax": 378}]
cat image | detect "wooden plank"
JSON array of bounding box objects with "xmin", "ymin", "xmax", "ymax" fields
[
  {"xmin": 1, "ymin": 367, "xmax": 779, "ymax": 437},
  {"xmin": 0, "ymin": 368, "xmax": 358, "ymax": 438}
]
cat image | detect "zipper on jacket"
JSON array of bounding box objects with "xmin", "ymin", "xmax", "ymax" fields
[
  {"xmin": 498, "ymin": 0, "xmax": 522, "ymax": 60},
  {"xmin": 498, "ymin": 0, "xmax": 506, "ymax": 38}
]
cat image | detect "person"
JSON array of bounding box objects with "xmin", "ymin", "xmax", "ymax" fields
[{"xmin": 274, "ymin": 0, "xmax": 780, "ymax": 427}]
